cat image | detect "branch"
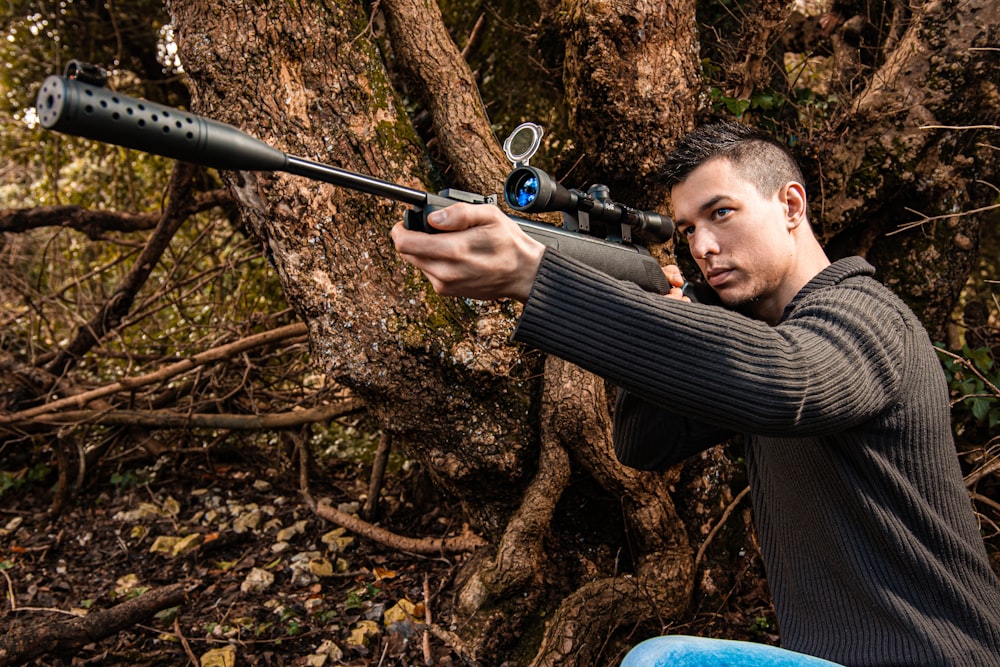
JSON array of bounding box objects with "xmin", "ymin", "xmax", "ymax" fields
[
  {"xmin": 0, "ymin": 190, "xmax": 230, "ymax": 238},
  {"xmin": 728, "ymin": 0, "xmax": 794, "ymax": 100},
  {"xmin": 7, "ymin": 400, "xmax": 364, "ymax": 430},
  {"xmin": 0, "ymin": 206, "xmax": 159, "ymax": 236},
  {"xmin": 890, "ymin": 201, "xmax": 1000, "ymax": 235},
  {"xmin": 379, "ymin": 0, "xmax": 508, "ymax": 194},
  {"xmin": 0, "ymin": 322, "xmax": 308, "ymax": 423},
  {"xmin": 0, "ymin": 583, "xmax": 189, "ymax": 666},
  {"xmin": 313, "ymin": 501, "xmax": 487, "ymax": 555}
]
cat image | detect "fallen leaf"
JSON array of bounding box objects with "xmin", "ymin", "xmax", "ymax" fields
[
  {"xmin": 384, "ymin": 598, "xmax": 417, "ymax": 625},
  {"xmin": 149, "ymin": 536, "xmax": 181, "ymax": 554},
  {"xmin": 200, "ymin": 644, "xmax": 237, "ymax": 667},
  {"xmin": 346, "ymin": 619, "xmax": 380, "ymax": 647}
]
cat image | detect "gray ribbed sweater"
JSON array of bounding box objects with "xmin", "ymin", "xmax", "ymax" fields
[{"xmin": 513, "ymin": 251, "xmax": 1000, "ymax": 666}]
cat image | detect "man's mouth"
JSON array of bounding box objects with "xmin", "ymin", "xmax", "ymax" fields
[{"xmin": 706, "ymin": 267, "xmax": 733, "ymax": 287}]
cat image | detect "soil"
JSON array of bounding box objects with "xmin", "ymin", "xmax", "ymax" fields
[{"xmin": 1, "ymin": 444, "xmax": 468, "ymax": 666}]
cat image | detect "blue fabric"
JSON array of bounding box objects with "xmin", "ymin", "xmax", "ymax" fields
[{"xmin": 621, "ymin": 636, "xmax": 845, "ymax": 667}]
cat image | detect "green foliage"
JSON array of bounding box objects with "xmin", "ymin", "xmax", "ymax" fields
[
  {"xmin": 344, "ymin": 582, "xmax": 381, "ymax": 611},
  {"xmin": 0, "ymin": 462, "xmax": 50, "ymax": 499},
  {"xmin": 939, "ymin": 345, "xmax": 1000, "ymax": 432},
  {"xmin": 110, "ymin": 468, "xmax": 146, "ymax": 490}
]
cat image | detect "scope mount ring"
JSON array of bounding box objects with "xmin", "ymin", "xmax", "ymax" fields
[
  {"xmin": 64, "ymin": 60, "xmax": 109, "ymax": 87},
  {"xmin": 503, "ymin": 122, "xmax": 544, "ymax": 167}
]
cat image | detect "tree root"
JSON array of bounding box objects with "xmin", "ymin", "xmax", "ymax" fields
[
  {"xmin": 457, "ymin": 355, "xmax": 573, "ymax": 614},
  {"xmin": 526, "ymin": 359, "xmax": 694, "ymax": 666}
]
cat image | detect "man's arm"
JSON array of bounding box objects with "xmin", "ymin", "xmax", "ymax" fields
[{"xmin": 614, "ymin": 389, "xmax": 734, "ymax": 470}]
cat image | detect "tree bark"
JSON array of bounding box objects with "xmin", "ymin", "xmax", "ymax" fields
[{"xmin": 560, "ymin": 0, "xmax": 700, "ymax": 210}]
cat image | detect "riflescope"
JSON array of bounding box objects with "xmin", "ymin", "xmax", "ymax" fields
[{"xmin": 504, "ymin": 166, "xmax": 673, "ymax": 243}]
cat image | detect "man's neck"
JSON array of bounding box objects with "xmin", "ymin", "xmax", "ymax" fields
[{"xmin": 754, "ymin": 250, "xmax": 831, "ymax": 326}]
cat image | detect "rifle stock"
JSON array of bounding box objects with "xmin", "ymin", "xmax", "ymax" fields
[{"xmin": 36, "ymin": 73, "xmax": 670, "ymax": 294}]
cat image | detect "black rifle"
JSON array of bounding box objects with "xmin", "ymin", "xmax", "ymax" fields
[{"xmin": 35, "ymin": 62, "xmax": 673, "ymax": 294}]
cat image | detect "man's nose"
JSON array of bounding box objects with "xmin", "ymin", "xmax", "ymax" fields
[{"xmin": 689, "ymin": 229, "xmax": 719, "ymax": 259}]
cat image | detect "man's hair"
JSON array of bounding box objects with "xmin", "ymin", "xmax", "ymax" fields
[{"xmin": 662, "ymin": 121, "xmax": 804, "ymax": 197}]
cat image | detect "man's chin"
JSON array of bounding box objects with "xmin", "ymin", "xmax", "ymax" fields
[{"xmin": 716, "ymin": 288, "xmax": 757, "ymax": 313}]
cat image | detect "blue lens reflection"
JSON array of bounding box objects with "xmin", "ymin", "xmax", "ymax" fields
[{"xmin": 515, "ymin": 176, "xmax": 539, "ymax": 207}]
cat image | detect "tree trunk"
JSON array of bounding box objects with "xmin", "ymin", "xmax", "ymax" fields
[{"xmin": 164, "ymin": 0, "xmax": 540, "ymax": 544}]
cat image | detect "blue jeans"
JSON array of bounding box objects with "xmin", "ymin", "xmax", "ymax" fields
[{"xmin": 621, "ymin": 636, "xmax": 845, "ymax": 666}]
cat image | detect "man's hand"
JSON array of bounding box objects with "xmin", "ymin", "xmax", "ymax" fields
[
  {"xmin": 663, "ymin": 264, "xmax": 690, "ymax": 301},
  {"xmin": 390, "ymin": 203, "xmax": 546, "ymax": 303}
]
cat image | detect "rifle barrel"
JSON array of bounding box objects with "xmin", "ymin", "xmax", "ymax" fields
[{"xmin": 284, "ymin": 156, "xmax": 427, "ymax": 207}]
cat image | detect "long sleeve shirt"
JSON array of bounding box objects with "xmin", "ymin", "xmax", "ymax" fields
[{"xmin": 513, "ymin": 251, "xmax": 1000, "ymax": 666}]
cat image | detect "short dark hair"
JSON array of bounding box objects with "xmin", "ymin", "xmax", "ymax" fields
[{"xmin": 662, "ymin": 121, "xmax": 804, "ymax": 197}]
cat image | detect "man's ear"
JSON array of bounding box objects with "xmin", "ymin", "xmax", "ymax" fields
[{"xmin": 780, "ymin": 181, "xmax": 808, "ymax": 229}]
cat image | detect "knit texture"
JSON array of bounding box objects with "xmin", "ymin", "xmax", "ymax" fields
[{"xmin": 514, "ymin": 251, "xmax": 1000, "ymax": 666}]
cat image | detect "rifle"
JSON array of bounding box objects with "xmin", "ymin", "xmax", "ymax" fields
[{"xmin": 35, "ymin": 62, "xmax": 673, "ymax": 294}]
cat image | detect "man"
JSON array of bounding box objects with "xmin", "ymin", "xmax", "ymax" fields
[{"xmin": 391, "ymin": 122, "xmax": 1000, "ymax": 666}]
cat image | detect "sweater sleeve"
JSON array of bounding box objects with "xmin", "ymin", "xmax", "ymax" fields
[
  {"xmin": 613, "ymin": 388, "xmax": 734, "ymax": 470},
  {"xmin": 513, "ymin": 250, "xmax": 905, "ymax": 439}
]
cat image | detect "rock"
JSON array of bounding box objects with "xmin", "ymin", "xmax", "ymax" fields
[
  {"xmin": 337, "ymin": 501, "xmax": 360, "ymax": 515},
  {"xmin": 276, "ymin": 519, "xmax": 308, "ymax": 542},
  {"xmin": 240, "ymin": 567, "xmax": 275, "ymax": 594},
  {"xmin": 320, "ymin": 527, "xmax": 354, "ymax": 552},
  {"xmin": 309, "ymin": 557, "xmax": 335, "ymax": 578},
  {"xmin": 114, "ymin": 573, "xmax": 141, "ymax": 597},
  {"xmin": 346, "ymin": 620, "xmax": 380, "ymax": 647},
  {"xmin": 233, "ymin": 509, "xmax": 262, "ymax": 534},
  {"xmin": 288, "ymin": 553, "xmax": 320, "ymax": 587},
  {"xmin": 384, "ymin": 598, "xmax": 418, "ymax": 626}
]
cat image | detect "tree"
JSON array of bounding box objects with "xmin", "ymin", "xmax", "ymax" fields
[
  {"xmin": 3, "ymin": 0, "xmax": 999, "ymax": 665},
  {"xmin": 160, "ymin": 0, "xmax": 1000, "ymax": 663}
]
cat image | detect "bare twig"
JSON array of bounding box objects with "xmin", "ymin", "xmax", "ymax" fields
[
  {"xmin": 423, "ymin": 574, "xmax": 433, "ymax": 666},
  {"xmin": 174, "ymin": 615, "xmax": 200, "ymax": 667},
  {"xmin": 0, "ymin": 583, "xmax": 189, "ymax": 666},
  {"xmin": 890, "ymin": 202, "xmax": 1000, "ymax": 236},
  {"xmin": 296, "ymin": 432, "xmax": 316, "ymax": 511},
  {"xmin": 919, "ymin": 124, "xmax": 1000, "ymax": 131},
  {"xmin": 694, "ymin": 486, "xmax": 751, "ymax": 573},
  {"xmin": 363, "ymin": 432, "xmax": 392, "ymax": 521},
  {"xmin": 936, "ymin": 348, "xmax": 1000, "ymax": 397},
  {"xmin": 15, "ymin": 400, "xmax": 363, "ymax": 430},
  {"xmin": 46, "ymin": 162, "xmax": 199, "ymax": 377}
]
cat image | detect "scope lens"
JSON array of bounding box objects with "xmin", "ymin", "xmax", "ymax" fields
[{"xmin": 513, "ymin": 174, "xmax": 539, "ymax": 207}]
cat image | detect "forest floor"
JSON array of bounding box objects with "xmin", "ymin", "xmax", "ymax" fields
[{"xmin": 0, "ymin": 440, "xmax": 777, "ymax": 667}]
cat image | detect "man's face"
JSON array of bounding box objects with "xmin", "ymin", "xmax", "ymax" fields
[{"xmin": 671, "ymin": 157, "xmax": 797, "ymax": 314}]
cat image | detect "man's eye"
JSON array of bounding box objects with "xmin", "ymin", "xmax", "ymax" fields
[
  {"xmin": 679, "ymin": 226, "xmax": 695, "ymax": 237},
  {"xmin": 713, "ymin": 208, "xmax": 732, "ymax": 220}
]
